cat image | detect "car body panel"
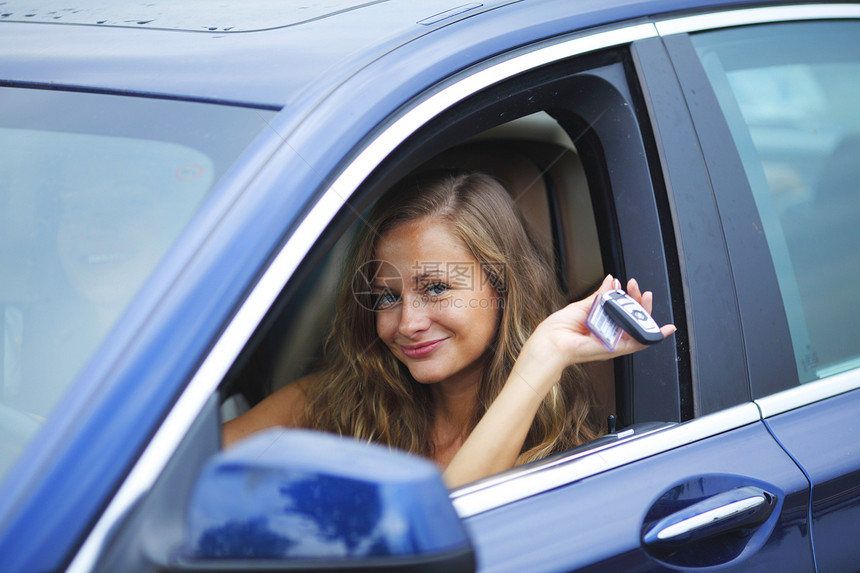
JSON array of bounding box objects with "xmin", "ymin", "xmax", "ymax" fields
[
  {"xmin": 0, "ymin": 1, "xmax": 858, "ymax": 572},
  {"xmin": 0, "ymin": 1, "xmax": 410, "ymax": 31},
  {"xmin": 464, "ymin": 420, "xmax": 813, "ymax": 571},
  {"xmin": 762, "ymin": 384, "xmax": 860, "ymax": 572},
  {"xmin": 0, "ymin": 0, "xmax": 516, "ymax": 108}
]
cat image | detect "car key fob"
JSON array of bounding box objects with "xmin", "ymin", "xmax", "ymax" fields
[
  {"xmin": 601, "ymin": 289, "xmax": 663, "ymax": 345},
  {"xmin": 586, "ymin": 292, "xmax": 624, "ymax": 351}
]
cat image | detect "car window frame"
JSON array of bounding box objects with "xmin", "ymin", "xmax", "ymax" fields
[
  {"xmin": 455, "ymin": 3, "xmax": 860, "ymax": 522},
  {"xmin": 358, "ymin": 48, "xmax": 686, "ymax": 428},
  {"xmin": 207, "ymin": 29, "xmax": 694, "ymax": 525}
]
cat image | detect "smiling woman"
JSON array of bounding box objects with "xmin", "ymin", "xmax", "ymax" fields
[{"xmin": 222, "ymin": 170, "xmax": 675, "ymax": 486}]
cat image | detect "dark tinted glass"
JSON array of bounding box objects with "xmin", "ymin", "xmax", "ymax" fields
[{"xmin": 692, "ymin": 21, "xmax": 860, "ymax": 390}]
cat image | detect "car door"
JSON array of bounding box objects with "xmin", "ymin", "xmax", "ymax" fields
[{"xmin": 662, "ymin": 10, "xmax": 860, "ymax": 571}]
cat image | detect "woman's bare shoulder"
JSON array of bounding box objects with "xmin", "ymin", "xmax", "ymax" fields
[{"xmin": 221, "ymin": 373, "xmax": 319, "ymax": 448}]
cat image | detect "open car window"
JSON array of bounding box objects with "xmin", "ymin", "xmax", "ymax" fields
[
  {"xmin": 222, "ymin": 110, "xmax": 614, "ymax": 423},
  {"xmin": 219, "ymin": 43, "xmax": 683, "ymax": 481}
]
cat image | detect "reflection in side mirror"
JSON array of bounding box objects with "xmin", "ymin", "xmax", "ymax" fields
[{"xmin": 176, "ymin": 429, "xmax": 475, "ymax": 571}]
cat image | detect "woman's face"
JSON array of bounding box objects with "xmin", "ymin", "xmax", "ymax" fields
[{"xmin": 372, "ymin": 217, "xmax": 501, "ymax": 388}]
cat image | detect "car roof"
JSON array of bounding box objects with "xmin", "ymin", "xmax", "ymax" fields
[
  {"xmin": 0, "ymin": 0, "xmax": 766, "ymax": 108},
  {"xmin": 0, "ymin": 0, "xmax": 405, "ymax": 32},
  {"xmin": 0, "ymin": 0, "xmax": 521, "ymax": 108}
]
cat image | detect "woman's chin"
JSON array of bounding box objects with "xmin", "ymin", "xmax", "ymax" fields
[
  {"xmin": 410, "ymin": 372, "xmax": 444, "ymax": 385},
  {"xmin": 406, "ymin": 365, "xmax": 447, "ymax": 385}
]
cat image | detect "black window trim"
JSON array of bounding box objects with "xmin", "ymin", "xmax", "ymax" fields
[
  {"xmin": 633, "ymin": 34, "xmax": 752, "ymax": 416},
  {"xmin": 663, "ymin": 31, "xmax": 799, "ymax": 399}
]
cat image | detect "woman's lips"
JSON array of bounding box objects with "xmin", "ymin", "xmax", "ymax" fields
[{"xmin": 400, "ymin": 338, "xmax": 446, "ymax": 358}]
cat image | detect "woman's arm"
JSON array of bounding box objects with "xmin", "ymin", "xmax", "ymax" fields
[
  {"xmin": 221, "ymin": 378, "xmax": 310, "ymax": 448},
  {"xmin": 442, "ymin": 275, "xmax": 676, "ymax": 487}
]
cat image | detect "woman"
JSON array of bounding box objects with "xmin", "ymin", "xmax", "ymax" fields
[{"xmin": 223, "ymin": 170, "xmax": 675, "ymax": 487}]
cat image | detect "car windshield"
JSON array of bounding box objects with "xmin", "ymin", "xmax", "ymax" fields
[{"xmin": 0, "ymin": 87, "xmax": 274, "ymax": 478}]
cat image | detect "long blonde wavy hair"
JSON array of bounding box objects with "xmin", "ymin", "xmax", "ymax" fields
[{"xmin": 303, "ymin": 170, "xmax": 603, "ymax": 464}]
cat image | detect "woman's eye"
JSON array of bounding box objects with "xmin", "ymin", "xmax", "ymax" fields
[
  {"xmin": 425, "ymin": 282, "xmax": 449, "ymax": 297},
  {"xmin": 373, "ymin": 291, "xmax": 400, "ymax": 310}
]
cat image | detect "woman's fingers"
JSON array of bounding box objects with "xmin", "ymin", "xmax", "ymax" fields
[
  {"xmin": 640, "ymin": 289, "xmax": 653, "ymax": 315},
  {"xmin": 626, "ymin": 278, "xmax": 641, "ymax": 299},
  {"xmin": 599, "ymin": 274, "xmax": 615, "ymax": 295},
  {"xmin": 576, "ymin": 274, "xmax": 615, "ymax": 312},
  {"xmin": 623, "ymin": 277, "xmax": 655, "ymax": 314}
]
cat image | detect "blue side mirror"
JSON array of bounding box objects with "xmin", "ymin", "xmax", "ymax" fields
[{"xmin": 175, "ymin": 429, "xmax": 475, "ymax": 571}]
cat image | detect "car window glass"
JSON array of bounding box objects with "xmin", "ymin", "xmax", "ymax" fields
[
  {"xmin": 0, "ymin": 87, "xmax": 273, "ymax": 480},
  {"xmin": 690, "ymin": 21, "xmax": 860, "ymax": 388}
]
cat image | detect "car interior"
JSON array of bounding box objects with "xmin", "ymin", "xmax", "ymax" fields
[{"xmin": 220, "ymin": 110, "xmax": 621, "ymax": 459}]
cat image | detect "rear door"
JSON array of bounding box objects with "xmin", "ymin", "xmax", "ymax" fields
[{"xmin": 666, "ymin": 11, "xmax": 860, "ymax": 572}]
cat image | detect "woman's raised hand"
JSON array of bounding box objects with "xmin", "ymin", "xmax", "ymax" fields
[
  {"xmin": 443, "ymin": 275, "xmax": 675, "ymax": 487},
  {"xmin": 520, "ymin": 275, "xmax": 676, "ymax": 386}
]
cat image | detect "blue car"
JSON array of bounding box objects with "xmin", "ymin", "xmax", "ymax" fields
[{"xmin": 1, "ymin": 1, "xmax": 859, "ymax": 571}]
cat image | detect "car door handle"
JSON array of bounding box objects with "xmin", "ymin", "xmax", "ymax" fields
[{"xmin": 642, "ymin": 486, "xmax": 777, "ymax": 553}]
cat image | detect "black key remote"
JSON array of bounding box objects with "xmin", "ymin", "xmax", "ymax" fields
[{"xmin": 601, "ymin": 289, "xmax": 664, "ymax": 344}]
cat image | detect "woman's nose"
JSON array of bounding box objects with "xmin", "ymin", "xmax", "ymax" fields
[{"xmin": 397, "ymin": 295, "xmax": 431, "ymax": 336}]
